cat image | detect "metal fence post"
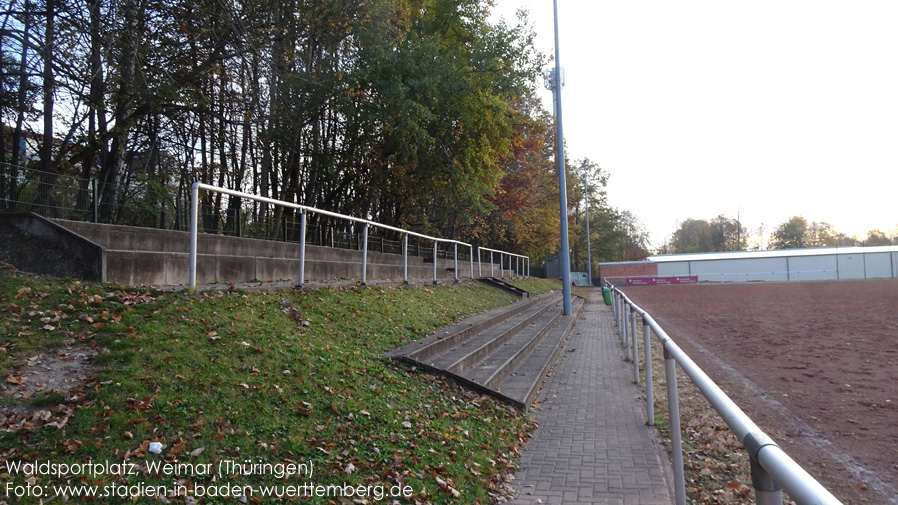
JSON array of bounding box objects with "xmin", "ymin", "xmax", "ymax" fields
[
  {"xmin": 433, "ymin": 241, "xmax": 438, "ymax": 284},
  {"xmin": 453, "ymin": 243, "xmax": 458, "ymax": 283},
  {"xmin": 403, "ymin": 233, "xmax": 409, "ymax": 284},
  {"xmin": 631, "ymin": 309, "xmax": 639, "ymax": 383},
  {"xmin": 644, "ymin": 321, "xmax": 654, "ymax": 425},
  {"xmin": 623, "ymin": 303, "xmax": 630, "ymax": 352},
  {"xmin": 490, "ymin": 251, "xmax": 494, "ymax": 277},
  {"xmin": 297, "ymin": 210, "xmax": 307, "ymax": 288},
  {"xmin": 188, "ymin": 183, "xmax": 199, "ymax": 289},
  {"xmin": 361, "ymin": 223, "xmax": 369, "ymax": 285},
  {"xmin": 469, "ymin": 246, "xmax": 474, "ymax": 279},
  {"xmin": 477, "ymin": 247, "xmax": 482, "ymax": 278},
  {"xmin": 664, "ymin": 344, "xmax": 688, "ymax": 505},
  {"xmin": 745, "ymin": 432, "xmax": 785, "ymax": 505}
]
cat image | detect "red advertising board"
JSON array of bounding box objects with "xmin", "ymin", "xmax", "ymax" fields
[{"xmin": 626, "ymin": 276, "xmax": 698, "ymax": 286}]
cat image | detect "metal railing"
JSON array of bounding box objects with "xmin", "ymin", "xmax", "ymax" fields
[
  {"xmin": 189, "ymin": 182, "xmax": 529, "ymax": 289},
  {"xmin": 606, "ymin": 283, "xmax": 842, "ymax": 505},
  {"xmin": 477, "ymin": 246, "xmax": 529, "ymax": 279}
]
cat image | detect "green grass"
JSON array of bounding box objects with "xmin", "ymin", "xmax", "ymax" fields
[{"xmin": 0, "ymin": 268, "xmax": 534, "ymax": 504}]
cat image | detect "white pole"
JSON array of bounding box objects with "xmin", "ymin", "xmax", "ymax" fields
[
  {"xmin": 403, "ymin": 233, "xmax": 409, "ymax": 284},
  {"xmin": 453, "ymin": 243, "xmax": 458, "ymax": 282},
  {"xmin": 298, "ymin": 210, "xmax": 306, "ymax": 288},
  {"xmin": 361, "ymin": 223, "xmax": 369, "ymax": 285},
  {"xmin": 189, "ymin": 183, "xmax": 199, "ymax": 289}
]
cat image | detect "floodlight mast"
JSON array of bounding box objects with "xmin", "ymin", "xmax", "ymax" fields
[
  {"xmin": 545, "ymin": 0, "xmax": 572, "ymax": 315},
  {"xmin": 584, "ymin": 159, "xmax": 592, "ymax": 287}
]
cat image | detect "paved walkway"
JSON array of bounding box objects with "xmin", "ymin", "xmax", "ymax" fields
[{"xmin": 506, "ymin": 294, "xmax": 675, "ymax": 505}]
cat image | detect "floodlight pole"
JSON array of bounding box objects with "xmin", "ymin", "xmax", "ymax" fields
[
  {"xmin": 550, "ymin": 0, "xmax": 572, "ymax": 315},
  {"xmin": 584, "ymin": 159, "xmax": 592, "ymax": 287}
]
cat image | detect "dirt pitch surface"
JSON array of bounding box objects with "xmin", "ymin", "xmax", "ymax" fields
[{"xmin": 624, "ymin": 279, "xmax": 898, "ymax": 504}]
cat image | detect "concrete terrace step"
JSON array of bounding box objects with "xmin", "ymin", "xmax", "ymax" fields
[
  {"xmin": 477, "ymin": 277, "xmax": 529, "ymax": 298},
  {"xmin": 429, "ymin": 293, "xmax": 562, "ymax": 374},
  {"xmin": 493, "ymin": 296, "xmax": 585, "ymax": 407},
  {"xmin": 386, "ymin": 289, "xmax": 585, "ymax": 409}
]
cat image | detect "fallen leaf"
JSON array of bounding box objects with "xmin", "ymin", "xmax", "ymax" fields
[{"xmin": 5, "ymin": 374, "xmax": 24, "ymax": 385}]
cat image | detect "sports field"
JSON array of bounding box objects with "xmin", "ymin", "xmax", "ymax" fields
[{"xmin": 624, "ymin": 279, "xmax": 898, "ymax": 505}]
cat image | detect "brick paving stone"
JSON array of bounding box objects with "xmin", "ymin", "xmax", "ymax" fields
[{"xmin": 506, "ymin": 294, "xmax": 675, "ymax": 505}]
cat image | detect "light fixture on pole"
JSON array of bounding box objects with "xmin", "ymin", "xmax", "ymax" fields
[
  {"xmin": 544, "ymin": 0, "xmax": 572, "ymax": 315},
  {"xmin": 583, "ymin": 159, "xmax": 592, "ymax": 287}
]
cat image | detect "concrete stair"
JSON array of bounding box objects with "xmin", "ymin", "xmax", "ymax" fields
[
  {"xmin": 386, "ymin": 289, "xmax": 585, "ymax": 409},
  {"xmin": 477, "ymin": 277, "xmax": 530, "ymax": 298}
]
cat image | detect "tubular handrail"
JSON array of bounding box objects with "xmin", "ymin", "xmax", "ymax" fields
[
  {"xmin": 476, "ymin": 246, "xmax": 530, "ymax": 279},
  {"xmin": 188, "ymin": 183, "xmax": 528, "ymax": 288},
  {"xmin": 607, "ymin": 283, "xmax": 843, "ymax": 505}
]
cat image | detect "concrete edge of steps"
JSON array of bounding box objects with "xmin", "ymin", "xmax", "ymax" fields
[
  {"xmin": 516, "ymin": 296, "xmax": 586, "ymax": 408},
  {"xmin": 385, "ymin": 293, "xmax": 586, "ymax": 411},
  {"xmin": 444, "ymin": 297, "xmax": 562, "ymax": 375},
  {"xmin": 383, "ymin": 291, "xmax": 561, "ymax": 363}
]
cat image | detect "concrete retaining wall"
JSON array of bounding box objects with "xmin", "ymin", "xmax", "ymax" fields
[
  {"xmin": 54, "ymin": 220, "xmax": 469, "ymax": 286},
  {"xmin": 0, "ymin": 213, "xmax": 106, "ymax": 281}
]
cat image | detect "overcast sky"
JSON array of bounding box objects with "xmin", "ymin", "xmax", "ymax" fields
[{"xmin": 490, "ymin": 1, "xmax": 898, "ymax": 249}]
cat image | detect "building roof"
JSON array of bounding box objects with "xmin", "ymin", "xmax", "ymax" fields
[{"xmin": 646, "ymin": 245, "xmax": 898, "ymax": 263}]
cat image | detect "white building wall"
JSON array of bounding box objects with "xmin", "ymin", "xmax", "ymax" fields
[
  {"xmin": 640, "ymin": 247, "xmax": 898, "ymax": 283},
  {"xmin": 786, "ymin": 254, "xmax": 838, "ymax": 281},
  {"xmin": 863, "ymin": 252, "xmax": 893, "ymax": 279},
  {"xmin": 657, "ymin": 261, "xmax": 690, "ymax": 277},
  {"xmin": 837, "ymin": 253, "xmax": 866, "ymax": 279}
]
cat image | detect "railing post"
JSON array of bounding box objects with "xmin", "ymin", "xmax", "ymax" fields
[
  {"xmin": 453, "ymin": 242, "xmax": 458, "ymax": 283},
  {"xmin": 477, "ymin": 247, "xmax": 482, "ymax": 278},
  {"xmin": 189, "ymin": 183, "xmax": 199, "ymax": 289},
  {"xmin": 621, "ymin": 302, "xmax": 630, "ymax": 350},
  {"xmin": 403, "ymin": 233, "xmax": 409, "ymax": 284},
  {"xmin": 664, "ymin": 344, "xmax": 688, "ymax": 505},
  {"xmin": 297, "ymin": 210, "xmax": 307, "ymax": 289},
  {"xmin": 631, "ymin": 309, "xmax": 639, "ymax": 383},
  {"xmin": 361, "ymin": 223, "xmax": 369, "ymax": 285},
  {"xmin": 469, "ymin": 246, "xmax": 474, "ymax": 279},
  {"xmin": 490, "ymin": 251, "xmax": 494, "ymax": 277},
  {"xmin": 745, "ymin": 432, "xmax": 785, "ymax": 505},
  {"xmin": 433, "ymin": 241, "xmax": 438, "ymax": 284},
  {"xmin": 499, "ymin": 253, "xmax": 503, "ymax": 279},
  {"xmin": 644, "ymin": 321, "xmax": 654, "ymax": 425}
]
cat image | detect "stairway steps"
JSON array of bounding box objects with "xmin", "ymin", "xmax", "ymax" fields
[
  {"xmin": 386, "ymin": 284, "xmax": 585, "ymax": 410},
  {"xmin": 384, "ymin": 295, "xmax": 540, "ymax": 363},
  {"xmin": 495, "ymin": 297, "xmax": 585, "ymax": 407},
  {"xmin": 477, "ymin": 277, "xmax": 529, "ymax": 298},
  {"xmin": 427, "ymin": 294, "xmax": 561, "ymax": 373},
  {"xmin": 462, "ymin": 306, "xmax": 561, "ymax": 389}
]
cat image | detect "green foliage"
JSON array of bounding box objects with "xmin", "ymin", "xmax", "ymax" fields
[
  {"xmin": 770, "ymin": 216, "xmax": 808, "ymax": 249},
  {"xmin": 666, "ymin": 215, "xmax": 748, "ymax": 254}
]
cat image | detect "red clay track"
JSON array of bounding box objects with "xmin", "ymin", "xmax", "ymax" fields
[{"xmin": 624, "ymin": 279, "xmax": 898, "ymax": 504}]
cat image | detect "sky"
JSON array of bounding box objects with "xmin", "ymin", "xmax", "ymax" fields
[{"xmin": 489, "ymin": 1, "xmax": 898, "ymax": 249}]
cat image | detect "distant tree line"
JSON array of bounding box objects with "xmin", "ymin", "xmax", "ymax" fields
[
  {"xmin": 769, "ymin": 216, "xmax": 896, "ymax": 249},
  {"xmin": 663, "ymin": 214, "xmax": 897, "ymax": 254},
  {"xmin": 0, "ymin": 0, "xmax": 648, "ymax": 266}
]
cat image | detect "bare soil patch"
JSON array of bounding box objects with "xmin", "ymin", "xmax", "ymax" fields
[{"xmin": 625, "ymin": 279, "xmax": 898, "ymax": 504}]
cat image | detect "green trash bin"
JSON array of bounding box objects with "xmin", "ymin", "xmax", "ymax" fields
[{"xmin": 602, "ymin": 287, "xmax": 612, "ymax": 305}]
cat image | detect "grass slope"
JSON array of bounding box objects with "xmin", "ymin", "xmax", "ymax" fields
[{"xmin": 1, "ymin": 267, "xmax": 548, "ymax": 504}]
